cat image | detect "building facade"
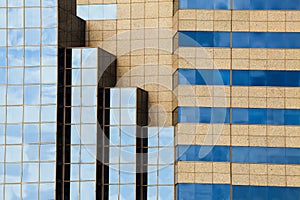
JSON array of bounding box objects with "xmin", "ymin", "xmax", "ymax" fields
[{"xmin": 0, "ymin": 0, "xmax": 300, "ymax": 199}]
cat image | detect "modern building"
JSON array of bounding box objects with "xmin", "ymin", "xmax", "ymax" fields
[{"xmin": 0, "ymin": 0, "xmax": 300, "ymax": 199}]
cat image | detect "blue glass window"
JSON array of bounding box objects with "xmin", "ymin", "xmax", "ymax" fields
[
  {"xmin": 0, "ymin": 8, "xmax": 6, "ymax": 28},
  {"xmin": 25, "ymin": 8, "xmax": 40, "ymax": 27},
  {"xmin": 8, "ymin": 29, "xmax": 23, "ymax": 46},
  {"xmin": 25, "ymin": 29, "xmax": 40, "ymax": 45},
  {"xmin": 178, "ymin": 31, "xmax": 230, "ymax": 47},
  {"xmin": 8, "ymin": 8, "xmax": 23, "ymax": 28}
]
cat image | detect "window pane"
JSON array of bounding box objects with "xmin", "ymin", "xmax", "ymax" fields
[
  {"xmin": 5, "ymin": 164, "xmax": 21, "ymax": 182},
  {"xmin": 22, "ymin": 163, "xmax": 39, "ymax": 182},
  {"xmin": 24, "ymin": 124, "xmax": 39, "ymax": 143},
  {"xmin": 8, "ymin": 8, "xmax": 23, "ymax": 28},
  {"xmin": 6, "ymin": 145, "xmax": 22, "ymax": 162},
  {"xmin": 25, "ymin": 8, "xmax": 40, "ymax": 27},
  {"xmin": 6, "ymin": 124, "xmax": 22, "ymax": 144},
  {"xmin": 8, "ymin": 29, "xmax": 23, "ymax": 46}
]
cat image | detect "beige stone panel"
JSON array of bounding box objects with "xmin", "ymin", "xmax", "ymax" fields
[
  {"xmin": 286, "ymin": 137, "xmax": 300, "ymax": 148},
  {"xmin": 249, "ymin": 136, "xmax": 267, "ymax": 146},
  {"xmin": 196, "ymin": 86, "xmax": 211, "ymax": 97},
  {"xmin": 268, "ymin": 22, "xmax": 286, "ymax": 32},
  {"xmin": 232, "ymin": 59, "xmax": 250, "ymax": 70},
  {"xmin": 232, "ymin": 163, "xmax": 250, "ymax": 174},
  {"xmin": 232, "ymin": 21, "xmax": 250, "ymax": 31},
  {"xmin": 213, "ymin": 162, "xmax": 230, "ymax": 174},
  {"xmin": 286, "ymin": 60, "xmax": 300, "ymax": 70},
  {"xmin": 233, "ymin": 10, "xmax": 250, "ymax": 21},
  {"xmin": 177, "ymin": 123, "xmax": 198, "ymax": 134},
  {"xmin": 213, "ymin": 49, "xmax": 231, "ymax": 59},
  {"xmin": 250, "ymin": 164, "xmax": 267, "ymax": 175},
  {"xmin": 249, "ymin": 97, "xmax": 266, "ymax": 108},
  {"xmin": 267, "ymin": 58, "xmax": 286, "ymax": 69},
  {"xmin": 178, "ymin": 10, "xmax": 196, "ymax": 20},
  {"xmin": 268, "ymin": 164, "xmax": 286, "ymax": 175},
  {"xmin": 232, "ymin": 136, "xmax": 249, "ymax": 146},
  {"xmin": 177, "ymin": 173, "xmax": 195, "ymax": 183},
  {"xmin": 286, "ymin": 127, "xmax": 300, "ymax": 137},
  {"xmin": 145, "ymin": 2, "xmax": 158, "ymax": 18},
  {"xmin": 286, "ymin": 165, "xmax": 300, "ymax": 176},
  {"xmin": 286, "ymin": 98, "xmax": 300, "ymax": 109},
  {"xmin": 117, "ymin": 66, "xmax": 130, "ymax": 77},
  {"xmin": 249, "ymin": 87, "xmax": 266, "ymax": 98},
  {"xmin": 195, "ymin": 162, "xmax": 213, "ymax": 173},
  {"xmin": 214, "ymin": 10, "xmax": 231, "ymax": 20},
  {"xmin": 131, "ymin": 19, "xmax": 145, "ymax": 29},
  {"xmin": 214, "ymin": 21, "xmax": 231, "ymax": 31},
  {"xmin": 232, "ymin": 87, "xmax": 249, "ymax": 97},
  {"xmin": 250, "ymin": 49, "xmax": 267, "ymax": 59},
  {"xmin": 195, "ymin": 173, "xmax": 213, "ymax": 183},
  {"xmin": 268, "ymin": 175, "xmax": 286, "ymax": 186},
  {"xmin": 117, "ymin": 4, "xmax": 131, "ymax": 19},
  {"xmin": 286, "ymin": 22, "xmax": 300, "ymax": 32},
  {"xmin": 287, "ymin": 176, "xmax": 300, "ymax": 187},
  {"xmin": 214, "ymin": 135, "xmax": 230, "ymax": 146},
  {"xmin": 285, "ymin": 88, "xmax": 300, "ymax": 98},
  {"xmin": 117, "ymin": 20, "xmax": 131, "ymax": 30},
  {"xmin": 232, "ymin": 125, "xmax": 248, "ymax": 136},
  {"xmin": 213, "ymin": 59, "xmax": 231, "ymax": 70},
  {"xmin": 196, "ymin": 21, "xmax": 214, "ymax": 31},
  {"xmin": 213, "ymin": 173, "xmax": 230, "ymax": 184},
  {"xmin": 117, "ymin": 0, "xmax": 130, "ymax": 3},
  {"xmin": 212, "ymin": 86, "xmax": 231, "ymax": 97},
  {"xmin": 77, "ymin": 0, "xmax": 88, "ymax": 4},
  {"xmin": 286, "ymin": 49, "xmax": 300, "ymax": 59},
  {"xmin": 232, "ymin": 97, "xmax": 249, "ymax": 107},
  {"xmin": 117, "ymin": 76, "xmax": 130, "ymax": 86},
  {"xmin": 250, "ymin": 11, "xmax": 268, "ymax": 21},
  {"xmin": 145, "ymin": 18, "xmax": 159, "ymax": 28},
  {"xmin": 250, "ymin": 22, "xmax": 268, "ymax": 32},
  {"xmin": 177, "ymin": 162, "xmax": 194, "ymax": 173},
  {"xmin": 195, "ymin": 135, "xmax": 213, "ymax": 145},
  {"xmin": 159, "ymin": 17, "xmax": 173, "ymax": 28},
  {"xmin": 158, "ymin": 2, "xmax": 173, "ymax": 18},
  {"xmin": 195, "ymin": 97, "xmax": 212, "ymax": 107},
  {"xmin": 268, "ymin": 136, "xmax": 285, "ymax": 147},
  {"xmin": 268, "ymin": 11, "xmax": 286, "ymax": 21},
  {"xmin": 212, "ymin": 97, "xmax": 230, "ymax": 107},
  {"xmin": 267, "ymin": 98, "xmax": 285, "ymax": 108},
  {"xmin": 179, "ymin": 20, "xmax": 196, "ymax": 30},
  {"xmin": 130, "ymin": 76, "xmax": 144, "ymax": 86},
  {"xmin": 248, "ymin": 125, "xmax": 267, "ymax": 136},
  {"xmin": 232, "ymin": 49, "xmax": 250, "ymax": 59},
  {"xmin": 286, "ymin": 11, "xmax": 300, "ymax": 21},
  {"xmin": 177, "ymin": 134, "xmax": 196, "ymax": 145},
  {"xmin": 250, "ymin": 175, "xmax": 268, "ymax": 186},
  {"xmin": 232, "ymin": 174, "xmax": 250, "ymax": 185},
  {"xmin": 267, "ymin": 125, "xmax": 285, "ymax": 137},
  {"xmin": 131, "ymin": 3, "xmax": 144, "ymax": 19},
  {"xmin": 103, "ymin": 20, "xmax": 117, "ymax": 30},
  {"xmin": 267, "ymin": 87, "xmax": 285, "ymax": 98},
  {"xmin": 197, "ymin": 10, "xmax": 214, "ymax": 21},
  {"xmin": 250, "ymin": 60, "xmax": 267, "ymax": 70},
  {"xmin": 178, "ymin": 96, "xmax": 196, "ymax": 106},
  {"xmin": 195, "ymin": 59, "xmax": 214, "ymax": 69},
  {"xmin": 87, "ymin": 21, "xmax": 103, "ymax": 30},
  {"xmin": 267, "ymin": 49, "xmax": 285, "ymax": 60}
]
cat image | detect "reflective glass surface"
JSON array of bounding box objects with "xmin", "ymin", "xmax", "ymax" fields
[
  {"xmin": 179, "ymin": 0, "xmax": 300, "ymax": 9},
  {"xmin": 178, "ymin": 31, "xmax": 300, "ymax": 48},
  {"xmin": 2, "ymin": 3, "xmax": 58, "ymax": 199},
  {"xmin": 77, "ymin": 4, "xmax": 117, "ymax": 20},
  {"xmin": 178, "ymin": 106, "xmax": 300, "ymax": 125},
  {"xmin": 177, "ymin": 145, "xmax": 300, "ymax": 164}
]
